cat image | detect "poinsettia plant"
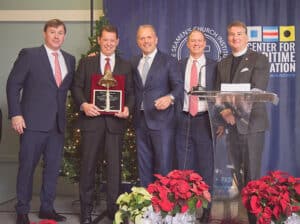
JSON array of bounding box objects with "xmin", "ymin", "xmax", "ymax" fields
[
  {"xmin": 114, "ymin": 187, "xmax": 152, "ymax": 224},
  {"xmin": 241, "ymin": 170, "xmax": 300, "ymax": 224},
  {"xmin": 147, "ymin": 169, "xmax": 211, "ymax": 217}
]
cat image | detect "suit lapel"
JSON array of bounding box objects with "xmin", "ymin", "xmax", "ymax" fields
[
  {"xmin": 40, "ymin": 46, "xmax": 57, "ymax": 86},
  {"xmin": 223, "ymin": 55, "xmax": 233, "ymax": 83},
  {"xmin": 60, "ymin": 50, "xmax": 73, "ymax": 86},
  {"xmin": 181, "ymin": 58, "xmax": 188, "ymax": 81},
  {"xmin": 133, "ymin": 55, "xmax": 143, "ymax": 88},
  {"xmin": 205, "ymin": 58, "xmax": 214, "ymax": 90},
  {"xmin": 206, "ymin": 65, "xmax": 213, "ymax": 90},
  {"xmin": 144, "ymin": 52, "xmax": 163, "ymax": 87}
]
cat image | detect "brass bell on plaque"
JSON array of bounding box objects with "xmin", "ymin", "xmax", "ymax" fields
[{"xmin": 98, "ymin": 69, "xmax": 117, "ymax": 88}]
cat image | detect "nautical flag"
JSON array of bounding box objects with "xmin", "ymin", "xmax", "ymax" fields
[
  {"xmin": 263, "ymin": 26, "xmax": 279, "ymax": 42},
  {"xmin": 247, "ymin": 26, "xmax": 262, "ymax": 41},
  {"xmin": 280, "ymin": 26, "xmax": 295, "ymax": 42}
]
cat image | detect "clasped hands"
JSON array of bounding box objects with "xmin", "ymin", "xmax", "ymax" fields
[
  {"xmin": 215, "ymin": 108, "xmax": 236, "ymax": 138},
  {"xmin": 81, "ymin": 102, "xmax": 129, "ymax": 118},
  {"xmin": 220, "ymin": 108, "xmax": 236, "ymax": 125}
]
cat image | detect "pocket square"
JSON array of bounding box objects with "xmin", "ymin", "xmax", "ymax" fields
[{"xmin": 240, "ymin": 67, "xmax": 249, "ymax": 72}]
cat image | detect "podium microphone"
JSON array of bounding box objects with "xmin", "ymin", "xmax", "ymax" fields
[
  {"xmin": 191, "ymin": 53, "xmax": 225, "ymax": 92},
  {"xmin": 192, "ymin": 64, "xmax": 206, "ymax": 92}
]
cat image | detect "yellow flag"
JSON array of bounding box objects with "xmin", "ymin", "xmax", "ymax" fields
[{"xmin": 280, "ymin": 26, "xmax": 295, "ymax": 42}]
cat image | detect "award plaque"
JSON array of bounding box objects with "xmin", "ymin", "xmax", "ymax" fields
[{"xmin": 91, "ymin": 72, "xmax": 125, "ymax": 115}]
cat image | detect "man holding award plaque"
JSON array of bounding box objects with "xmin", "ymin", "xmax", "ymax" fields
[{"xmin": 71, "ymin": 25, "xmax": 134, "ymax": 223}]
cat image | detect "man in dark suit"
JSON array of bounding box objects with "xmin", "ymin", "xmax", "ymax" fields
[
  {"xmin": 216, "ymin": 21, "xmax": 270, "ymax": 224},
  {"xmin": 131, "ymin": 24, "xmax": 183, "ymax": 187},
  {"xmin": 6, "ymin": 19, "xmax": 75, "ymax": 224},
  {"xmin": 71, "ymin": 25, "xmax": 134, "ymax": 224},
  {"xmin": 176, "ymin": 29, "xmax": 217, "ymax": 223}
]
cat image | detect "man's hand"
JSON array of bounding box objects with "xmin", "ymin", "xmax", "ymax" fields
[
  {"xmin": 115, "ymin": 106, "xmax": 129, "ymax": 119},
  {"xmin": 154, "ymin": 95, "xmax": 173, "ymax": 110},
  {"xmin": 11, "ymin": 115, "xmax": 26, "ymax": 134},
  {"xmin": 87, "ymin": 52, "xmax": 98, "ymax": 57},
  {"xmin": 216, "ymin": 126, "xmax": 225, "ymax": 138},
  {"xmin": 220, "ymin": 108, "xmax": 236, "ymax": 125},
  {"xmin": 81, "ymin": 102, "xmax": 101, "ymax": 117}
]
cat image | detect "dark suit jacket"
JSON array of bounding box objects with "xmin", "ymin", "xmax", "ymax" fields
[
  {"xmin": 6, "ymin": 45, "xmax": 75, "ymax": 132},
  {"xmin": 131, "ymin": 50, "xmax": 183, "ymax": 130},
  {"xmin": 216, "ymin": 49, "xmax": 270, "ymax": 134},
  {"xmin": 71, "ymin": 54, "xmax": 134, "ymax": 134}
]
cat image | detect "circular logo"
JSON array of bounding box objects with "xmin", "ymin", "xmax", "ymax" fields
[{"xmin": 170, "ymin": 26, "xmax": 229, "ymax": 61}]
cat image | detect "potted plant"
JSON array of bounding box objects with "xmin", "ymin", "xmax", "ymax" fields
[
  {"xmin": 114, "ymin": 187, "xmax": 152, "ymax": 224},
  {"xmin": 241, "ymin": 170, "xmax": 300, "ymax": 224},
  {"xmin": 114, "ymin": 170, "xmax": 211, "ymax": 224},
  {"xmin": 147, "ymin": 169, "xmax": 211, "ymax": 222}
]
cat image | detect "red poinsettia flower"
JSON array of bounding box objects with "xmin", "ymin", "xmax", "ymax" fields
[
  {"xmin": 147, "ymin": 169, "xmax": 211, "ymax": 217},
  {"xmin": 242, "ymin": 170, "xmax": 300, "ymax": 224}
]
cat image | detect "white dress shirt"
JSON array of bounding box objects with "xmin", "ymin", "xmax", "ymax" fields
[
  {"xmin": 100, "ymin": 52, "xmax": 116, "ymax": 74},
  {"xmin": 44, "ymin": 44, "xmax": 68, "ymax": 80},
  {"xmin": 183, "ymin": 55, "xmax": 208, "ymax": 112}
]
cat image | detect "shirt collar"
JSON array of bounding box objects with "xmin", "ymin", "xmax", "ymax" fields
[
  {"xmin": 189, "ymin": 54, "xmax": 206, "ymax": 64},
  {"xmin": 44, "ymin": 44, "xmax": 61, "ymax": 56},
  {"xmin": 143, "ymin": 48, "xmax": 157, "ymax": 59},
  {"xmin": 232, "ymin": 47, "xmax": 248, "ymax": 57},
  {"xmin": 100, "ymin": 52, "xmax": 115, "ymax": 60}
]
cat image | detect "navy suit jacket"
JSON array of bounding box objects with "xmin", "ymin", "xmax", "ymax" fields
[
  {"xmin": 6, "ymin": 45, "xmax": 75, "ymax": 132},
  {"xmin": 131, "ymin": 50, "xmax": 183, "ymax": 130}
]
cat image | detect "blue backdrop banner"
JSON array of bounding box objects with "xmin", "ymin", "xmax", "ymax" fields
[{"xmin": 103, "ymin": 0, "xmax": 300, "ymax": 176}]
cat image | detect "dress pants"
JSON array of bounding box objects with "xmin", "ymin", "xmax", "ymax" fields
[
  {"xmin": 136, "ymin": 112, "xmax": 175, "ymax": 187},
  {"xmin": 226, "ymin": 127, "xmax": 265, "ymax": 191},
  {"xmin": 79, "ymin": 127, "xmax": 122, "ymax": 216},
  {"xmin": 176, "ymin": 112, "xmax": 214, "ymax": 205},
  {"xmin": 16, "ymin": 128, "xmax": 64, "ymax": 214}
]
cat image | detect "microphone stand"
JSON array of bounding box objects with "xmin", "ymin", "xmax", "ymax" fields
[
  {"xmin": 189, "ymin": 64, "xmax": 206, "ymax": 100},
  {"xmin": 192, "ymin": 64, "xmax": 206, "ymax": 92}
]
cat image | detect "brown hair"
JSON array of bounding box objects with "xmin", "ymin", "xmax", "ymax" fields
[
  {"xmin": 99, "ymin": 25, "xmax": 119, "ymax": 39},
  {"xmin": 43, "ymin": 19, "xmax": 66, "ymax": 34},
  {"xmin": 227, "ymin": 20, "xmax": 247, "ymax": 34}
]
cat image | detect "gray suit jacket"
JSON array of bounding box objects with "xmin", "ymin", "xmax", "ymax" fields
[{"xmin": 216, "ymin": 49, "xmax": 270, "ymax": 134}]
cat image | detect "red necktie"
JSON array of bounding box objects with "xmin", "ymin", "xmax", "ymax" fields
[
  {"xmin": 104, "ymin": 57, "xmax": 111, "ymax": 73},
  {"xmin": 52, "ymin": 52, "xmax": 62, "ymax": 87},
  {"xmin": 189, "ymin": 60, "xmax": 198, "ymax": 116}
]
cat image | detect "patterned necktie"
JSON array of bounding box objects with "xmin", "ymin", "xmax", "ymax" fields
[
  {"xmin": 104, "ymin": 57, "xmax": 111, "ymax": 73},
  {"xmin": 52, "ymin": 52, "xmax": 62, "ymax": 87},
  {"xmin": 141, "ymin": 56, "xmax": 150, "ymax": 85},
  {"xmin": 189, "ymin": 60, "xmax": 198, "ymax": 116}
]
